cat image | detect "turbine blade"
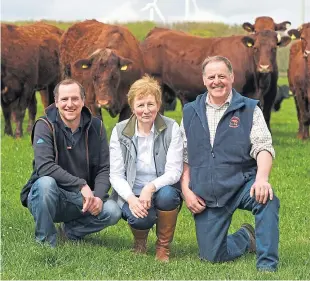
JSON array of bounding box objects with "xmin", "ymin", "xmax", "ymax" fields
[
  {"xmin": 154, "ymin": 5, "xmax": 165, "ymax": 22},
  {"xmin": 191, "ymin": 0, "xmax": 199, "ymax": 13},
  {"xmin": 140, "ymin": 4, "xmax": 150, "ymax": 11}
]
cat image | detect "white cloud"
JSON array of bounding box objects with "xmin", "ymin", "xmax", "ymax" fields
[
  {"xmin": 188, "ymin": 9, "xmax": 227, "ymax": 23},
  {"xmin": 226, "ymin": 8, "xmax": 300, "ymax": 27},
  {"xmin": 1, "ymin": 0, "xmax": 309, "ymax": 28},
  {"xmin": 100, "ymin": 1, "xmax": 141, "ymax": 23},
  {"xmin": 167, "ymin": 8, "xmax": 227, "ymax": 23}
]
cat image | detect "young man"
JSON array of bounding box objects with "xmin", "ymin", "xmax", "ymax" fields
[
  {"xmin": 180, "ymin": 56, "xmax": 279, "ymax": 272},
  {"xmin": 21, "ymin": 79, "xmax": 121, "ymax": 247}
]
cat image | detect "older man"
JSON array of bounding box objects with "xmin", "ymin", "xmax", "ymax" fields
[
  {"xmin": 21, "ymin": 79, "xmax": 121, "ymax": 247},
  {"xmin": 180, "ymin": 56, "xmax": 279, "ymax": 272}
]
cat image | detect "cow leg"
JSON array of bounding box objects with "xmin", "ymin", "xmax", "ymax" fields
[
  {"xmin": 13, "ymin": 85, "xmax": 32, "ymax": 138},
  {"xmin": 293, "ymin": 95, "xmax": 303, "ymax": 138},
  {"xmin": 305, "ymin": 88, "xmax": 310, "ymax": 139},
  {"xmin": 262, "ymin": 105, "xmax": 272, "ymax": 132},
  {"xmin": 39, "ymin": 84, "xmax": 56, "ymax": 109},
  {"xmin": 303, "ymin": 124, "xmax": 309, "ymax": 139},
  {"xmin": 294, "ymin": 89, "xmax": 308, "ymax": 139},
  {"xmin": 11, "ymin": 111, "xmax": 17, "ymax": 123},
  {"xmin": 1, "ymin": 102, "xmax": 13, "ymax": 136},
  {"xmin": 47, "ymin": 83, "xmax": 56, "ymax": 105},
  {"xmin": 262, "ymin": 84, "xmax": 277, "ymax": 133},
  {"xmin": 162, "ymin": 84, "xmax": 177, "ymax": 113},
  {"xmin": 12, "ymin": 101, "xmax": 26, "ymax": 138},
  {"xmin": 119, "ymin": 104, "xmax": 132, "ymax": 122},
  {"xmin": 27, "ymin": 92, "xmax": 37, "ymax": 133},
  {"xmin": 89, "ymin": 104, "xmax": 102, "ymax": 119},
  {"xmin": 39, "ymin": 89, "xmax": 50, "ymax": 109}
]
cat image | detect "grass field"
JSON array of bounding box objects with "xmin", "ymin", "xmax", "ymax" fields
[{"xmin": 1, "ymin": 82, "xmax": 310, "ymax": 279}]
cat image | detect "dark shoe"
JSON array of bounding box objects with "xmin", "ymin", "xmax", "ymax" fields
[
  {"xmin": 155, "ymin": 208, "xmax": 179, "ymax": 262},
  {"xmin": 241, "ymin": 223, "xmax": 256, "ymax": 253},
  {"xmin": 129, "ymin": 226, "xmax": 150, "ymax": 254}
]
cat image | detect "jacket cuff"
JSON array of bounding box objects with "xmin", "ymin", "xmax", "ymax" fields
[
  {"xmin": 93, "ymin": 188, "xmax": 109, "ymax": 202},
  {"xmin": 78, "ymin": 180, "xmax": 87, "ymax": 190}
]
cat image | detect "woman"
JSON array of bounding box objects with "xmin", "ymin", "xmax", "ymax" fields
[{"xmin": 109, "ymin": 75, "xmax": 183, "ymax": 262}]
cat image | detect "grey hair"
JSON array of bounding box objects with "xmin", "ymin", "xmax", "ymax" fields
[{"xmin": 201, "ymin": 56, "xmax": 234, "ymax": 75}]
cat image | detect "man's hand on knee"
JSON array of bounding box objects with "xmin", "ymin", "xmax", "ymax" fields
[
  {"xmin": 81, "ymin": 184, "xmax": 95, "ymax": 213},
  {"xmin": 183, "ymin": 189, "xmax": 206, "ymax": 214},
  {"xmin": 250, "ymin": 180, "xmax": 274, "ymax": 204},
  {"xmin": 88, "ymin": 197, "xmax": 103, "ymax": 216}
]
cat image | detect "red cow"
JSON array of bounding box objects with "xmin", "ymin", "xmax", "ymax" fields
[
  {"xmin": 60, "ymin": 20, "xmax": 145, "ymax": 121},
  {"xmin": 141, "ymin": 27, "xmax": 291, "ymax": 129},
  {"xmin": 1, "ymin": 22, "xmax": 63, "ymax": 137},
  {"xmin": 288, "ymin": 23, "xmax": 310, "ymax": 139}
]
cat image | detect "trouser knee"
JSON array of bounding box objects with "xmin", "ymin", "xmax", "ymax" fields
[
  {"xmin": 28, "ymin": 176, "xmax": 59, "ymax": 209},
  {"xmin": 101, "ymin": 199, "xmax": 122, "ymax": 225},
  {"xmin": 254, "ymin": 195, "xmax": 280, "ymax": 214},
  {"xmin": 154, "ymin": 186, "xmax": 181, "ymax": 211},
  {"xmin": 128, "ymin": 211, "xmax": 157, "ymax": 230},
  {"xmin": 198, "ymin": 243, "xmax": 223, "ymax": 263}
]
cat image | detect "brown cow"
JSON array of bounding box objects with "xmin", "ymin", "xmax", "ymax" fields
[
  {"xmin": 287, "ymin": 23, "xmax": 310, "ymax": 139},
  {"xmin": 243, "ymin": 16, "xmax": 291, "ymax": 33},
  {"xmin": 22, "ymin": 22, "xmax": 63, "ymax": 107},
  {"xmin": 1, "ymin": 22, "xmax": 63, "ymax": 137},
  {"xmin": 1, "ymin": 23, "xmax": 39, "ymax": 137},
  {"xmin": 159, "ymin": 17, "xmax": 291, "ymax": 114},
  {"xmin": 141, "ymin": 27, "xmax": 291, "ymax": 129},
  {"xmin": 60, "ymin": 19, "xmax": 145, "ymax": 121}
]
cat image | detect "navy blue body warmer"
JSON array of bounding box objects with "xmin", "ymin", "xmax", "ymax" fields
[{"xmin": 183, "ymin": 90, "xmax": 258, "ymax": 207}]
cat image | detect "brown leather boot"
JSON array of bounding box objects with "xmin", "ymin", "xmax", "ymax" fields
[
  {"xmin": 129, "ymin": 226, "xmax": 150, "ymax": 254},
  {"xmin": 155, "ymin": 208, "xmax": 179, "ymax": 262}
]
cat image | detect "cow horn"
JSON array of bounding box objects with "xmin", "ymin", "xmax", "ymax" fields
[
  {"xmin": 277, "ymin": 33, "xmax": 282, "ymax": 43},
  {"xmin": 1, "ymin": 86, "xmax": 8, "ymax": 94}
]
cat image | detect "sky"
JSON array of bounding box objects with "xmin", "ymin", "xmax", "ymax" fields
[{"xmin": 1, "ymin": 0, "xmax": 309, "ymax": 29}]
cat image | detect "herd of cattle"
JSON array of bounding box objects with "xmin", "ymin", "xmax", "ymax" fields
[{"xmin": 1, "ymin": 17, "xmax": 309, "ymax": 139}]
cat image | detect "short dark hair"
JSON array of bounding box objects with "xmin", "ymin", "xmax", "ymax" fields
[
  {"xmin": 201, "ymin": 56, "xmax": 234, "ymax": 75},
  {"xmin": 53, "ymin": 79, "xmax": 85, "ymax": 100}
]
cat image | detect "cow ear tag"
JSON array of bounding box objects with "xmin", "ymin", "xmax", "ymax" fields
[
  {"xmin": 82, "ymin": 64, "xmax": 89, "ymax": 69},
  {"xmin": 290, "ymin": 34, "xmax": 296, "ymax": 40},
  {"xmin": 247, "ymin": 42, "xmax": 253, "ymax": 47},
  {"xmin": 120, "ymin": 65, "xmax": 128, "ymax": 71}
]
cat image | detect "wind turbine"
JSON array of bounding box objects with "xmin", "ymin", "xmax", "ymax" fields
[
  {"xmin": 185, "ymin": 0, "xmax": 199, "ymax": 20},
  {"xmin": 140, "ymin": 0, "xmax": 166, "ymax": 23}
]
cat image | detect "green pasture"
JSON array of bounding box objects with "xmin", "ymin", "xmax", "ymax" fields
[{"xmin": 1, "ymin": 77, "xmax": 310, "ymax": 279}]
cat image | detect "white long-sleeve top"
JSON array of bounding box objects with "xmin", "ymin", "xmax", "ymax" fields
[{"xmin": 109, "ymin": 121, "xmax": 183, "ymax": 202}]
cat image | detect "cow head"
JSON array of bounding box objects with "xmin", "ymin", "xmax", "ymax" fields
[
  {"xmin": 72, "ymin": 48, "xmax": 136, "ymax": 117},
  {"xmin": 288, "ymin": 23, "xmax": 310, "ymax": 58},
  {"xmin": 242, "ymin": 30, "xmax": 291, "ymax": 73},
  {"xmin": 1, "ymin": 64, "xmax": 23, "ymax": 104},
  {"xmin": 242, "ymin": 16, "xmax": 291, "ymax": 33}
]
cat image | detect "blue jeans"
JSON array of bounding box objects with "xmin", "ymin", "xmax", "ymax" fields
[
  {"xmin": 122, "ymin": 185, "xmax": 181, "ymax": 230},
  {"xmin": 27, "ymin": 176, "xmax": 122, "ymax": 247},
  {"xmin": 195, "ymin": 179, "xmax": 280, "ymax": 271}
]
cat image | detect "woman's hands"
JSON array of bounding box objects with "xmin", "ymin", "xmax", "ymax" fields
[
  {"xmin": 127, "ymin": 183, "xmax": 156, "ymax": 218},
  {"xmin": 128, "ymin": 195, "xmax": 148, "ymax": 218},
  {"xmin": 139, "ymin": 182, "xmax": 156, "ymax": 210}
]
